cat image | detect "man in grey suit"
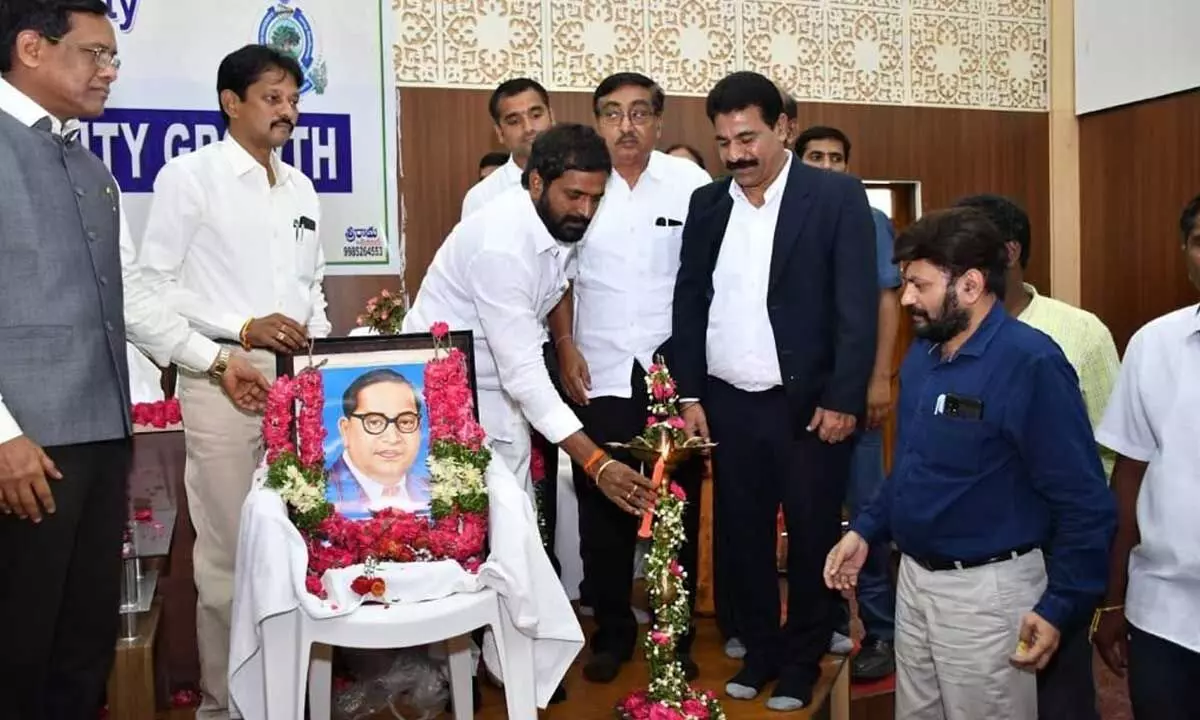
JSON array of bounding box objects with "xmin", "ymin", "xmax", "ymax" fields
[{"xmin": 0, "ymin": 3, "xmax": 270, "ymax": 717}]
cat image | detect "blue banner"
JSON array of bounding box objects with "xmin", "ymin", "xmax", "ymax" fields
[{"xmin": 79, "ymin": 108, "xmax": 352, "ymax": 193}]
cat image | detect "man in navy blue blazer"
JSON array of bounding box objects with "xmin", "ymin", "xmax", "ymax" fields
[{"xmin": 671, "ymin": 71, "xmax": 878, "ymax": 710}]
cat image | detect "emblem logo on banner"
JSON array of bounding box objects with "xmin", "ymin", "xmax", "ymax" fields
[{"xmin": 257, "ymin": 1, "xmax": 328, "ymax": 95}]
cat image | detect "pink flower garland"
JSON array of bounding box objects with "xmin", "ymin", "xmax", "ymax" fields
[
  {"xmin": 131, "ymin": 398, "xmax": 182, "ymax": 428},
  {"xmin": 424, "ymin": 347, "xmax": 487, "ymax": 451},
  {"xmin": 263, "ymin": 374, "xmax": 295, "ymax": 464}
]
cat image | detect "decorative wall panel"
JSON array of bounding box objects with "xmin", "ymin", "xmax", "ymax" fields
[{"xmin": 391, "ymin": 0, "xmax": 1047, "ymax": 110}]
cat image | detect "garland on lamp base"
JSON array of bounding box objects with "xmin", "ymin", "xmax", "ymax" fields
[
  {"xmin": 616, "ymin": 362, "xmax": 725, "ymax": 720},
  {"xmin": 262, "ymin": 322, "xmax": 490, "ymax": 599}
]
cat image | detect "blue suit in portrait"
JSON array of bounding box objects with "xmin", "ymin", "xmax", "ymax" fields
[{"xmin": 326, "ymin": 454, "xmax": 432, "ymax": 519}]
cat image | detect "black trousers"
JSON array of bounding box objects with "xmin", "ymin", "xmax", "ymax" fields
[
  {"xmin": 533, "ymin": 340, "xmax": 562, "ymax": 574},
  {"xmin": 706, "ymin": 378, "xmax": 849, "ymax": 687},
  {"xmin": 572, "ymin": 363, "xmax": 702, "ymax": 659},
  {"xmin": 1036, "ymin": 608, "xmax": 1099, "ymax": 720},
  {"xmin": 1128, "ymin": 622, "xmax": 1200, "ymax": 720},
  {"xmin": 0, "ymin": 439, "xmax": 132, "ymax": 720}
]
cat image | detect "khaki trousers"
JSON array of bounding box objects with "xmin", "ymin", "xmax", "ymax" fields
[
  {"xmin": 178, "ymin": 350, "xmax": 276, "ymax": 719},
  {"xmin": 895, "ymin": 550, "xmax": 1047, "ymax": 720}
]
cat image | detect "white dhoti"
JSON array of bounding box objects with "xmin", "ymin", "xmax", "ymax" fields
[
  {"xmin": 178, "ymin": 349, "xmax": 277, "ymax": 719},
  {"xmin": 894, "ymin": 549, "xmax": 1047, "ymax": 720}
]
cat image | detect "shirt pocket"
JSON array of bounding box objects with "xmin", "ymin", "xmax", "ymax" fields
[
  {"xmin": 294, "ymin": 226, "xmax": 320, "ymax": 286},
  {"xmin": 919, "ymin": 416, "xmax": 987, "ymax": 476},
  {"xmin": 649, "ymin": 225, "xmax": 684, "ymax": 277}
]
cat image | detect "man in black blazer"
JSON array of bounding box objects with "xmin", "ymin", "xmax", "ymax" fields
[{"xmin": 672, "ymin": 71, "xmax": 878, "ymax": 710}]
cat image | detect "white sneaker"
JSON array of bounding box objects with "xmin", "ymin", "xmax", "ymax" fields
[{"xmin": 829, "ymin": 631, "xmax": 854, "ymax": 655}]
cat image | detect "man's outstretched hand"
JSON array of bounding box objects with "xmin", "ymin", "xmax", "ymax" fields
[{"xmin": 219, "ymin": 352, "xmax": 271, "ymax": 412}]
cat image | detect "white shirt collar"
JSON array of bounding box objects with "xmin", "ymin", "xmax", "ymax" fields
[
  {"xmin": 220, "ymin": 137, "xmax": 292, "ymax": 185},
  {"xmin": 501, "ymin": 155, "xmax": 523, "ymax": 185},
  {"xmin": 728, "ymin": 149, "xmax": 792, "ymax": 206},
  {"xmin": 342, "ymin": 451, "xmax": 423, "ymax": 512},
  {"xmin": 0, "ymin": 76, "xmax": 81, "ymax": 137}
]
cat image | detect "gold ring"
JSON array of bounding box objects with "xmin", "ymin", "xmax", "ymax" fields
[
  {"xmin": 624, "ymin": 488, "xmax": 634, "ymax": 500},
  {"xmin": 276, "ymin": 330, "xmax": 286, "ymax": 341}
]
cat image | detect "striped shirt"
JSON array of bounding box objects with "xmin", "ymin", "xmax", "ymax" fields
[{"xmin": 1017, "ymin": 283, "xmax": 1121, "ymax": 478}]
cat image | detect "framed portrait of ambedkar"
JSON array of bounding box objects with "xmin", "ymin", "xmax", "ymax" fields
[{"xmin": 276, "ymin": 332, "xmax": 478, "ymax": 520}]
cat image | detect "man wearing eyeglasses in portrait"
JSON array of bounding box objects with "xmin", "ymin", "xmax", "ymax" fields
[{"xmin": 328, "ymin": 368, "xmax": 431, "ymax": 517}]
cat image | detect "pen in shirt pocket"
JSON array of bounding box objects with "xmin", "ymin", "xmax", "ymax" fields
[
  {"xmin": 293, "ymin": 215, "xmax": 316, "ymax": 243},
  {"xmin": 654, "ymin": 217, "xmax": 683, "ymax": 227}
]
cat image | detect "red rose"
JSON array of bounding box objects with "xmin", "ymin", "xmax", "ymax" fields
[{"xmin": 350, "ymin": 575, "xmax": 374, "ymax": 596}]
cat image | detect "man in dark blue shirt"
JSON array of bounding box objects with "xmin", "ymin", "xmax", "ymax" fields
[{"xmin": 824, "ymin": 207, "xmax": 1115, "ymax": 719}]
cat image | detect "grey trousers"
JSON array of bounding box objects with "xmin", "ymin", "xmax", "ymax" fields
[{"xmin": 894, "ymin": 550, "xmax": 1047, "ymax": 720}]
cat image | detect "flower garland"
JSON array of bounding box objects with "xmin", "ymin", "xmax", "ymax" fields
[
  {"xmin": 262, "ymin": 322, "xmax": 490, "ymax": 599},
  {"xmin": 355, "ymin": 288, "xmax": 406, "ymax": 335},
  {"xmin": 131, "ymin": 398, "xmax": 182, "ymax": 428},
  {"xmin": 617, "ymin": 361, "xmax": 725, "ymax": 720}
]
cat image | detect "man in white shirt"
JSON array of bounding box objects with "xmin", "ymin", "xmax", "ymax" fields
[
  {"xmin": 137, "ymin": 44, "xmax": 332, "ymax": 718},
  {"xmin": 405, "ymin": 122, "xmax": 657, "ymax": 529},
  {"xmin": 460, "ymin": 77, "xmax": 554, "ymax": 219},
  {"xmin": 1093, "ymin": 194, "xmax": 1200, "ymax": 720},
  {"xmin": 548, "ymin": 72, "xmax": 710, "ymax": 684},
  {"xmin": 0, "ymin": 4, "xmax": 267, "ymax": 717},
  {"xmin": 673, "ymin": 72, "xmax": 878, "ymax": 710}
]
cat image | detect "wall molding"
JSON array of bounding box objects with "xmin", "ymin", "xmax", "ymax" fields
[{"xmin": 392, "ymin": 0, "xmax": 1048, "ymax": 111}]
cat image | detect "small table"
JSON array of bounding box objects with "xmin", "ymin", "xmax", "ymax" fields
[{"xmin": 806, "ymin": 654, "xmax": 851, "ymax": 720}]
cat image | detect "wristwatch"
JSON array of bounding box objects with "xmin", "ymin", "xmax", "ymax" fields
[{"xmin": 208, "ymin": 346, "xmax": 232, "ymax": 380}]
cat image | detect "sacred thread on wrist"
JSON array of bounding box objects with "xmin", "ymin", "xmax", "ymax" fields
[{"xmin": 582, "ymin": 449, "xmax": 607, "ymax": 477}]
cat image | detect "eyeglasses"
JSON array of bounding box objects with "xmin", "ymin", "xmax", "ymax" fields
[
  {"xmin": 45, "ymin": 36, "xmax": 122, "ymax": 71},
  {"xmin": 350, "ymin": 412, "xmax": 421, "ymax": 435},
  {"xmin": 597, "ymin": 107, "xmax": 656, "ymax": 127}
]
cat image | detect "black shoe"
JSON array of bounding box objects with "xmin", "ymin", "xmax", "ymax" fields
[
  {"xmin": 852, "ymin": 636, "xmax": 895, "ymax": 681},
  {"xmin": 583, "ymin": 652, "xmax": 624, "ymax": 683},
  {"xmin": 680, "ymin": 654, "xmax": 699, "ymax": 682},
  {"xmin": 549, "ymin": 684, "xmax": 567, "ymax": 704},
  {"xmin": 724, "ymin": 661, "xmax": 778, "ymax": 700}
]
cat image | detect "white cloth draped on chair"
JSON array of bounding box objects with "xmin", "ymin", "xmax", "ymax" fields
[{"xmin": 228, "ymin": 452, "xmax": 584, "ymax": 719}]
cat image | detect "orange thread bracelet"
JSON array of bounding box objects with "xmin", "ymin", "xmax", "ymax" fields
[{"xmin": 582, "ymin": 449, "xmax": 607, "ymax": 477}]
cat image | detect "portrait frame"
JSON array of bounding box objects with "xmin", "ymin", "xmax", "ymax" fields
[{"xmin": 275, "ymin": 331, "xmax": 478, "ymax": 519}]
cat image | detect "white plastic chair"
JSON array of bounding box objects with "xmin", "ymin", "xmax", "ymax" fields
[{"xmin": 259, "ymin": 588, "xmax": 538, "ymax": 720}]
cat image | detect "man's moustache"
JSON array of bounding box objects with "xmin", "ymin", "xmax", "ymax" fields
[{"xmin": 725, "ymin": 159, "xmax": 757, "ymax": 171}]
